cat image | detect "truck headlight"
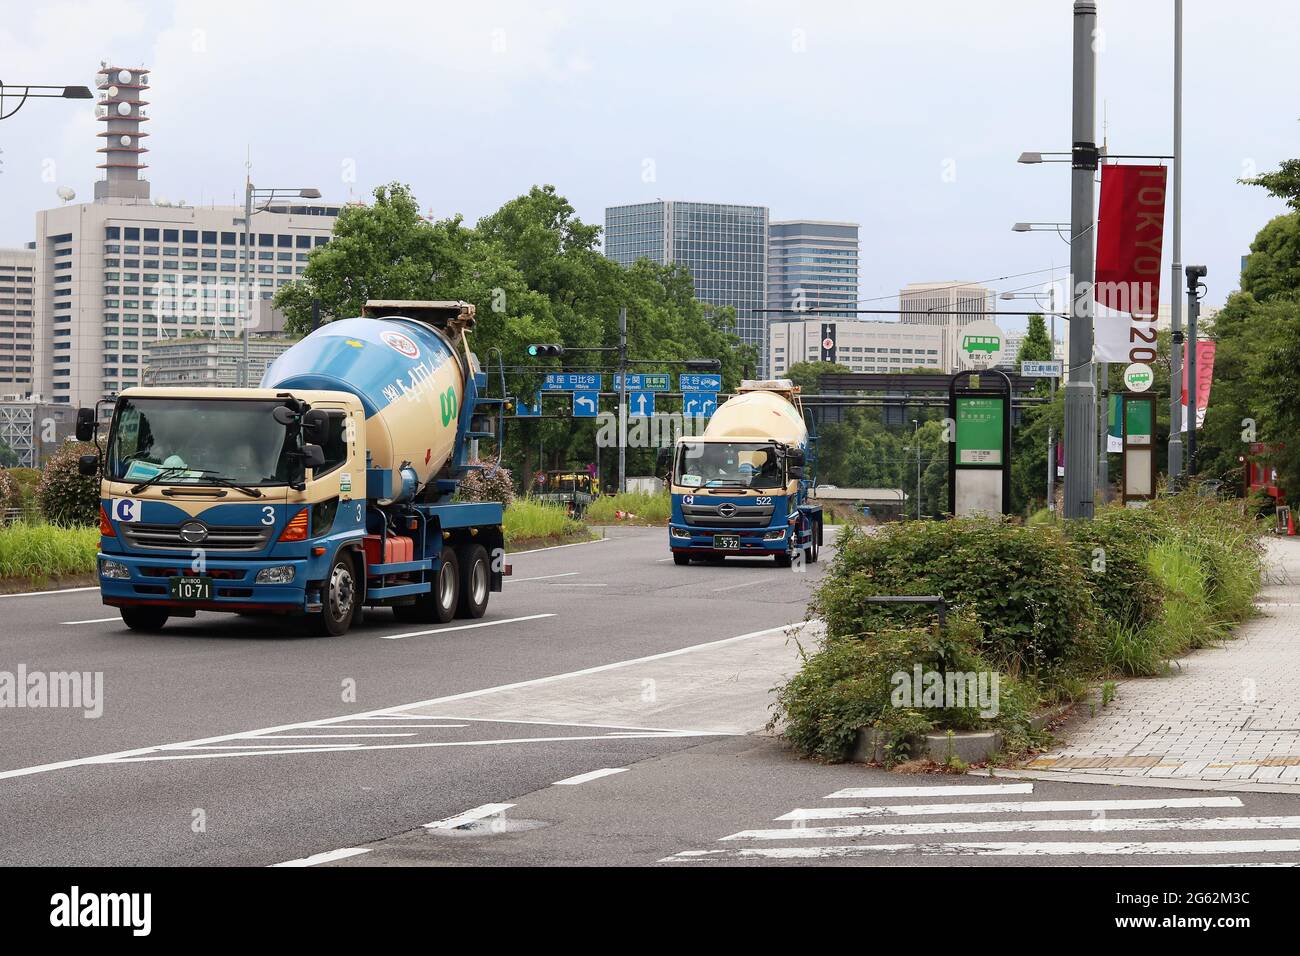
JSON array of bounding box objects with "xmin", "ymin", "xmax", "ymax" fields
[
  {"xmin": 670, "ymin": 527, "xmax": 691, "ymax": 540},
  {"xmin": 763, "ymin": 529, "xmax": 787, "ymax": 540},
  {"xmin": 255, "ymin": 565, "xmax": 296, "ymax": 584},
  {"xmin": 100, "ymin": 559, "xmax": 130, "ymax": 579}
]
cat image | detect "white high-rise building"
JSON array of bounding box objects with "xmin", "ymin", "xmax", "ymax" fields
[
  {"xmin": 0, "ymin": 246, "xmax": 37, "ymax": 397},
  {"xmin": 899, "ymin": 281, "xmax": 995, "ymax": 370},
  {"xmin": 31, "ymin": 64, "xmax": 340, "ymax": 408},
  {"xmin": 769, "ymin": 319, "xmax": 946, "ymax": 377}
]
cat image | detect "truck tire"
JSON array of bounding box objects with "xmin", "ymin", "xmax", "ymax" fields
[
  {"xmin": 393, "ymin": 548, "xmax": 459, "ymax": 625},
  {"xmin": 804, "ymin": 521, "xmax": 820, "ymax": 564},
  {"xmin": 312, "ymin": 553, "xmax": 357, "ymax": 636},
  {"xmin": 673, "ymin": 552, "xmax": 691, "ymax": 566},
  {"xmin": 455, "ymin": 543, "xmax": 490, "ymax": 619},
  {"xmin": 120, "ymin": 607, "xmax": 169, "ymax": 632}
]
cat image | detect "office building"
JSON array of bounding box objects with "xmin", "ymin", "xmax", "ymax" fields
[
  {"xmin": 899, "ymin": 281, "xmax": 995, "ymax": 370},
  {"xmin": 766, "ymin": 220, "xmax": 859, "ymax": 318},
  {"xmin": 0, "ymin": 246, "xmax": 37, "ymax": 396},
  {"xmin": 0, "ymin": 398, "xmax": 75, "ymax": 468},
  {"xmin": 605, "ymin": 200, "xmax": 768, "ymax": 373},
  {"xmin": 31, "ymin": 64, "xmax": 339, "ymax": 408},
  {"xmin": 768, "ymin": 319, "xmax": 946, "ymax": 377},
  {"xmin": 145, "ymin": 333, "xmax": 296, "ymax": 388}
]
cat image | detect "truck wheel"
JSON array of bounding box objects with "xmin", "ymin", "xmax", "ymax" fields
[
  {"xmin": 120, "ymin": 607, "xmax": 168, "ymax": 632},
  {"xmin": 455, "ymin": 543, "xmax": 490, "ymax": 619},
  {"xmin": 804, "ymin": 523, "xmax": 820, "ymax": 564},
  {"xmin": 673, "ymin": 552, "xmax": 691, "ymax": 566},
  {"xmin": 394, "ymin": 548, "xmax": 459, "ymax": 624},
  {"xmin": 312, "ymin": 553, "xmax": 357, "ymax": 636}
]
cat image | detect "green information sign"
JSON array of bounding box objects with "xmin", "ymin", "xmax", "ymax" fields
[
  {"xmin": 955, "ymin": 396, "xmax": 1004, "ymax": 465},
  {"xmin": 1125, "ymin": 397, "xmax": 1153, "ymax": 445}
]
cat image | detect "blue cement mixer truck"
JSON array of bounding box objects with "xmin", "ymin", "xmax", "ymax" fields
[{"xmin": 75, "ymin": 301, "xmax": 509, "ymax": 636}]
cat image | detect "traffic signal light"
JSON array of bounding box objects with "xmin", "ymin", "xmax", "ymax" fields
[
  {"xmin": 684, "ymin": 358, "xmax": 721, "ymax": 372},
  {"xmin": 527, "ymin": 344, "xmax": 564, "ymax": 358}
]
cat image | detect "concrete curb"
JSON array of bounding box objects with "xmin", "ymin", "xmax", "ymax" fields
[{"xmin": 851, "ymin": 728, "xmax": 1003, "ymax": 765}]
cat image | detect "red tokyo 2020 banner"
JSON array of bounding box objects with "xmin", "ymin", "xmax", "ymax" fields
[
  {"xmin": 1181, "ymin": 340, "xmax": 1216, "ymax": 432},
  {"xmin": 1095, "ymin": 164, "xmax": 1167, "ymax": 318}
]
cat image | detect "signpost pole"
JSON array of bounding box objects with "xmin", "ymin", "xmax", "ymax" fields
[{"xmin": 618, "ymin": 306, "xmax": 627, "ymax": 494}]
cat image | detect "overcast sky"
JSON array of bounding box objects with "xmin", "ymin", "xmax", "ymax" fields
[{"xmin": 2, "ymin": 0, "xmax": 1297, "ymax": 321}]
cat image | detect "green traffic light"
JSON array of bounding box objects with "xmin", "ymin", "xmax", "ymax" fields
[{"xmin": 527, "ymin": 345, "xmax": 539, "ymax": 357}]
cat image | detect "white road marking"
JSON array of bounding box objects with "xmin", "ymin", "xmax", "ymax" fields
[
  {"xmin": 667, "ymin": 840, "xmax": 1300, "ymax": 861},
  {"xmin": 379, "ymin": 613, "xmax": 555, "ymax": 640},
  {"xmin": 724, "ymin": 816, "xmax": 1300, "ymax": 841},
  {"xmin": 315, "ymin": 724, "xmax": 468, "ymax": 730},
  {"xmin": 0, "ymin": 586, "xmax": 100, "ymax": 599},
  {"xmin": 187, "ymin": 743, "xmax": 365, "ymax": 749},
  {"xmin": 712, "ymin": 579, "xmax": 767, "ymax": 593},
  {"xmin": 0, "ymin": 620, "xmax": 811, "ymax": 781},
  {"xmin": 553, "ymin": 767, "xmax": 627, "ymax": 786},
  {"xmin": 508, "ymin": 538, "xmax": 609, "ymax": 556},
  {"xmin": 505, "ymin": 572, "xmax": 580, "ymax": 584},
  {"xmin": 222, "ymin": 733, "xmax": 418, "ymax": 739},
  {"xmin": 425, "ymin": 803, "xmax": 515, "ymax": 829},
  {"xmin": 107, "ymin": 732, "xmax": 715, "ymax": 764},
  {"xmin": 826, "ymin": 784, "xmax": 1034, "ymax": 799},
  {"xmin": 272, "ymin": 847, "xmax": 372, "ymax": 867},
  {"xmin": 61, "ymin": 617, "xmax": 120, "ymax": 625},
  {"xmin": 548, "ymin": 583, "xmax": 606, "ymax": 587},
  {"xmin": 401, "ymin": 714, "xmax": 735, "ymax": 734},
  {"xmin": 778, "ymin": 796, "xmax": 1244, "ymax": 821}
]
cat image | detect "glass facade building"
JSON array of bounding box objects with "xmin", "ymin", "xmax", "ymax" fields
[
  {"xmin": 605, "ymin": 200, "xmax": 769, "ymax": 374},
  {"xmin": 766, "ymin": 221, "xmax": 859, "ymax": 321}
]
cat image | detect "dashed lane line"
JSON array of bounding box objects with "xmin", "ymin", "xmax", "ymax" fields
[
  {"xmin": 272, "ymin": 847, "xmax": 372, "ymax": 867},
  {"xmin": 379, "ymin": 613, "xmax": 555, "ymax": 640},
  {"xmin": 425, "ymin": 803, "xmax": 515, "ymax": 830},
  {"xmin": 553, "ymin": 768, "xmax": 627, "ymax": 786}
]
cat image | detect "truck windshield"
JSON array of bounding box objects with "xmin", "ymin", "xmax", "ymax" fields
[
  {"xmin": 675, "ymin": 440, "xmax": 783, "ymax": 490},
  {"xmin": 107, "ymin": 397, "xmax": 294, "ymax": 487}
]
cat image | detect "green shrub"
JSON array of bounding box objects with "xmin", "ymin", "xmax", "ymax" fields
[
  {"xmin": 455, "ymin": 458, "xmax": 516, "ymax": 507},
  {"xmin": 585, "ymin": 491, "xmax": 670, "ymax": 525},
  {"xmin": 0, "ymin": 522, "xmax": 99, "ymax": 580},
  {"xmin": 1100, "ymin": 620, "xmax": 1175, "ymax": 677},
  {"xmin": 1146, "ymin": 532, "xmax": 1223, "ymax": 651},
  {"xmin": 0, "ymin": 468, "xmax": 20, "ymax": 514},
  {"xmin": 812, "ymin": 518, "xmax": 1098, "ymax": 678},
  {"xmin": 1066, "ymin": 509, "xmax": 1164, "ymax": 632},
  {"xmin": 37, "ymin": 441, "xmax": 100, "ymax": 527},
  {"xmin": 770, "ymin": 616, "xmax": 1037, "ymax": 763},
  {"xmin": 503, "ymin": 499, "xmax": 587, "ymax": 546}
]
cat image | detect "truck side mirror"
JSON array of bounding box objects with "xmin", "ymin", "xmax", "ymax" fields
[
  {"xmin": 302, "ymin": 443, "xmax": 326, "ymax": 470},
  {"xmin": 789, "ymin": 464, "xmax": 805, "ymax": 480},
  {"xmin": 78, "ymin": 454, "xmax": 99, "ymax": 477},
  {"xmin": 302, "ymin": 408, "xmax": 330, "ymax": 445},
  {"xmin": 75, "ymin": 407, "xmax": 96, "ymax": 442},
  {"xmin": 787, "ymin": 448, "xmax": 806, "ymax": 467}
]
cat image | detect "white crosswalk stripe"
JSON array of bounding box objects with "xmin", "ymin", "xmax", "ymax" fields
[{"xmin": 659, "ymin": 781, "xmax": 1300, "ymax": 865}]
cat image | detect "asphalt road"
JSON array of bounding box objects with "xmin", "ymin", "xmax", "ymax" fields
[{"xmin": 0, "ymin": 526, "xmax": 825, "ymax": 866}]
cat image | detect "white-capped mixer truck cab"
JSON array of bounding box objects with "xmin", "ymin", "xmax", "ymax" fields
[
  {"xmin": 664, "ymin": 379, "xmax": 822, "ymax": 566},
  {"xmin": 76, "ymin": 301, "xmax": 510, "ymax": 635}
]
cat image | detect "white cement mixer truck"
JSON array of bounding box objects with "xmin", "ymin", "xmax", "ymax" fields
[
  {"xmin": 663, "ymin": 379, "xmax": 822, "ymax": 566},
  {"xmin": 75, "ymin": 301, "xmax": 509, "ymax": 635}
]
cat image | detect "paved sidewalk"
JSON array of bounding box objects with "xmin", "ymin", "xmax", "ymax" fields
[{"xmin": 1026, "ymin": 537, "xmax": 1300, "ymax": 787}]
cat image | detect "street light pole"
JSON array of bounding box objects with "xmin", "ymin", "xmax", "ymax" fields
[
  {"xmin": 241, "ymin": 179, "xmax": 252, "ymax": 388},
  {"xmin": 617, "ymin": 306, "xmax": 628, "ymax": 494},
  {"xmin": 1168, "ymin": 0, "xmax": 1185, "ymax": 480},
  {"xmin": 913, "ymin": 419, "xmax": 921, "ymax": 520},
  {"xmin": 1185, "ymin": 265, "xmax": 1206, "ymax": 476},
  {"xmin": 1064, "ymin": 0, "xmax": 1099, "ymax": 519}
]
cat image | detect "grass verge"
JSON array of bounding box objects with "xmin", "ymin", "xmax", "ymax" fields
[
  {"xmin": 585, "ymin": 491, "xmax": 670, "ymax": 526},
  {"xmin": 0, "ymin": 522, "xmax": 100, "ymax": 586},
  {"xmin": 503, "ymin": 499, "xmax": 591, "ymax": 550}
]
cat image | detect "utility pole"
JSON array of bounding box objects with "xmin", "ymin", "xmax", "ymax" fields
[
  {"xmin": 240, "ymin": 177, "xmax": 252, "ymax": 388},
  {"xmin": 1064, "ymin": 0, "xmax": 1099, "ymax": 519},
  {"xmin": 1047, "ymin": 285, "xmax": 1057, "ymax": 511},
  {"xmin": 1168, "ymin": 0, "xmax": 1185, "ymax": 480},
  {"xmin": 913, "ymin": 419, "xmax": 921, "ymax": 520},
  {"xmin": 617, "ymin": 306, "xmax": 628, "ymax": 494},
  {"xmin": 1185, "ymin": 265, "xmax": 1205, "ymax": 476}
]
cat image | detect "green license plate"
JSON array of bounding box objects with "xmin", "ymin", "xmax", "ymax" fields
[
  {"xmin": 713, "ymin": 534, "xmax": 740, "ymax": 550},
  {"xmin": 169, "ymin": 576, "xmax": 213, "ymax": 600}
]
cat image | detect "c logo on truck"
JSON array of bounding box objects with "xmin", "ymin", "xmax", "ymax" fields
[
  {"xmin": 380, "ymin": 330, "xmax": 420, "ymax": 359},
  {"xmin": 178, "ymin": 521, "xmax": 208, "ymax": 544}
]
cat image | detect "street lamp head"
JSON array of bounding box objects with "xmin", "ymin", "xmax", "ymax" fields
[
  {"xmin": 62, "ymin": 86, "xmax": 93, "ymax": 99},
  {"xmin": 1011, "ymin": 222, "xmax": 1032, "ymax": 232},
  {"xmin": 1017, "ymin": 151, "xmax": 1043, "ymax": 164}
]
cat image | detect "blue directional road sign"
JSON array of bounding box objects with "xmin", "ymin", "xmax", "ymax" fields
[
  {"xmin": 572, "ymin": 390, "xmax": 599, "ymax": 418},
  {"xmin": 628, "ymin": 391, "xmax": 655, "ymax": 418},
  {"xmin": 679, "ymin": 373, "xmax": 722, "ymax": 392},
  {"xmin": 515, "ymin": 393, "xmax": 542, "ymax": 417},
  {"xmin": 613, "ymin": 373, "xmax": 670, "ymax": 392},
  {"xmin": 541, "ymin": 373, "xmax": 603, "ymax": 391},
  {"xmin": 682, "ymin": 393, "xmax": 718, "ymax": 418}
]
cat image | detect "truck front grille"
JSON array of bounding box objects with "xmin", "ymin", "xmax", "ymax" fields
[
  {"xmin": 681, "ymin": 503, "xmax": 775, "ymax": 528},
  {"xmin": 121, "ymin": 522, "xmax": 273, "ymax": 552}
]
